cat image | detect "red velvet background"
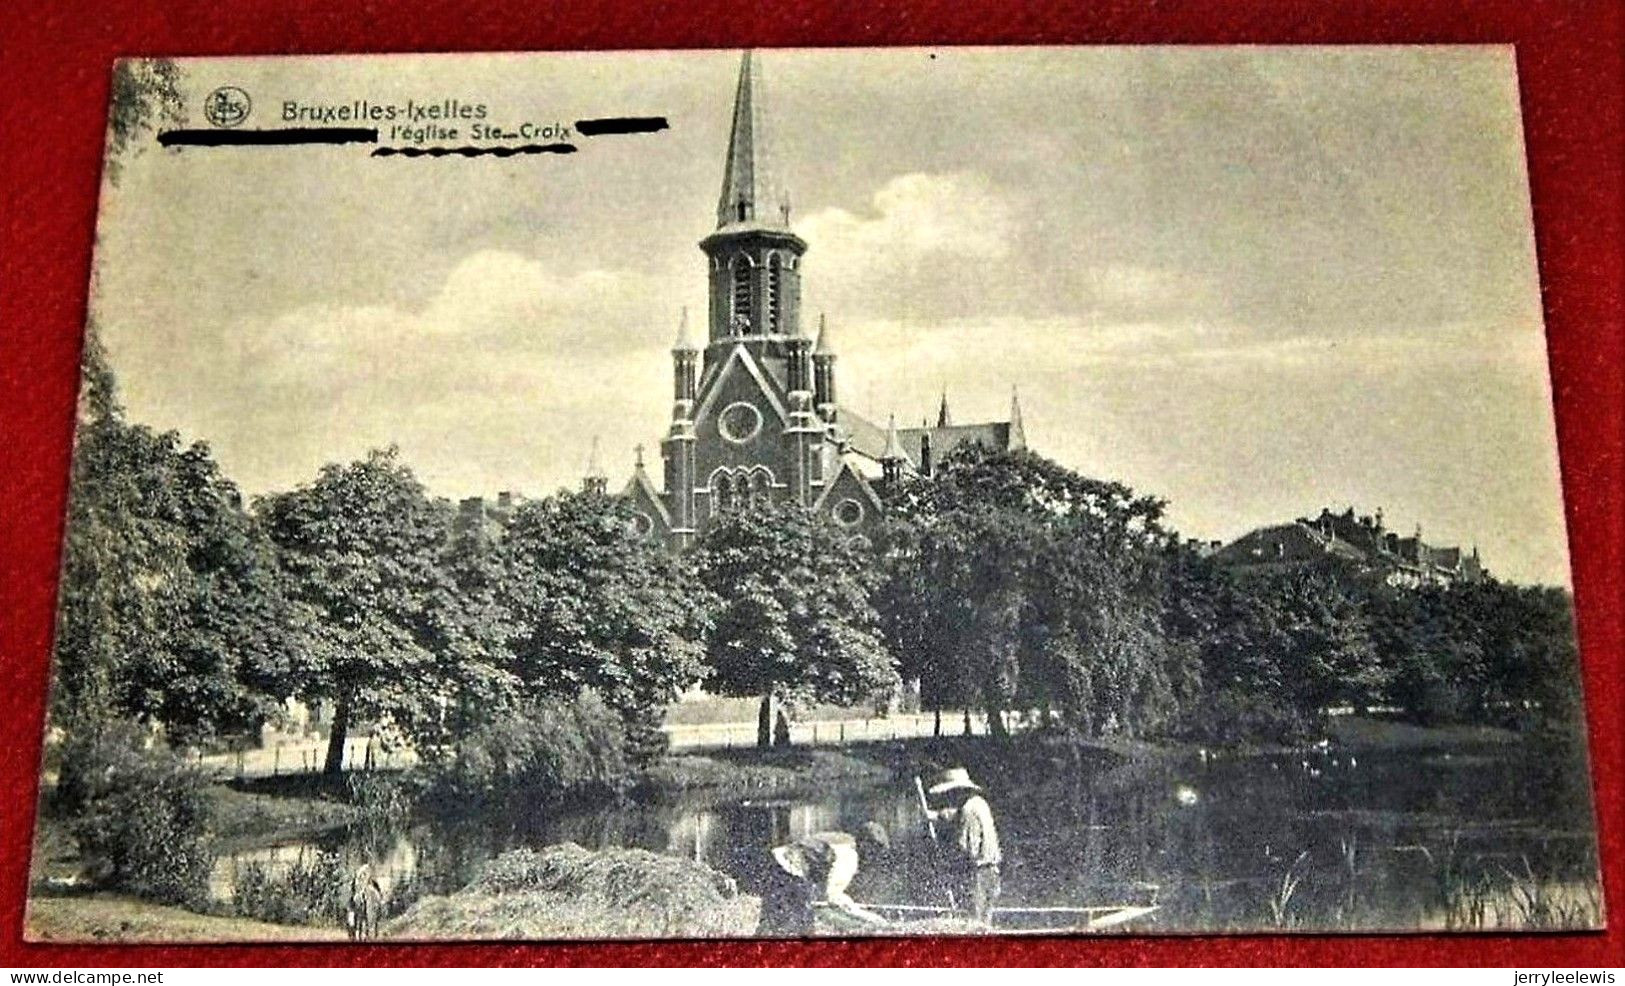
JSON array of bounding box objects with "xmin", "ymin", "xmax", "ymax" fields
[{"xmin": 2, "ymin": 0, "xmax": 1620, "ymax": 968}]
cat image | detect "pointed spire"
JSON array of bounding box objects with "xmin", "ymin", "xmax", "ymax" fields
[
  {"xmin": 813, "ymin": 313, "xmax": 834, "ymax": 356},
  {"xmin": 585, "ymin": 436, "xmax": 605, "ymax": 478},
  {"xmin": 882, "ymin": 414, "xmax": 903, "ymax": 460},
  {"xmin": 634, "ymin": 443, "xmax": 646, "ymax": 470},
  {"xmin": 936, "ymin": 390, "xmax": 953, "ymax": 428},
  {"xmin": 1008, "ymin": 385, "xmax": 1027, "ymax": 449},
  {"xmin": 672, "ymin": 306, "xmax": 697, "ymax": 352},
  {"xmin": 583, "ymin": 436, "xmax": 608, "ymax": 494},
  {"xmin": 716, "ymin": 50, "xmax": 785, "ymax": 230}
]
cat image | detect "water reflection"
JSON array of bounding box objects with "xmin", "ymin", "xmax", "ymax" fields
[{"xmin": 215, "ymin": 732, "xmax": 1600, "ymax": 932}]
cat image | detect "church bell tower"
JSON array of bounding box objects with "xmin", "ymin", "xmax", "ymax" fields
[{"xmin": 698, "ymin": 51, "xmax": 809, "ymax": 349}]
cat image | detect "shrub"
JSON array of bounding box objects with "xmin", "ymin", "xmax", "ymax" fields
[
  {"xmin": 226, "ymin": 847, "xmax": 349, "ymax": 925},
  {"xmin": 424, "ymin": 691, "xmax": 631, "ymax": 811},
  {"xmin": 58, "ymin": 723, "xmax": 215, "ymax": 907},
  {"xmin": 620, "ymin": 705, "xmax": 671, "ymax": 768},
  {"xmin": 1182, "ymin": 687, "xmax": 1314, "ymax": 747},
  {"xmin": 346, "ymin": 771, "xmax": 411, "ymax": 855}
]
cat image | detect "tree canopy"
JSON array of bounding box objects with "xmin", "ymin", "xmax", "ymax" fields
[
  {"xmin": 494, "ymin": 490, "xmax": 707, "ymax": 762},
  {"xmin": 694, "ymin": 504, "xmax": 897, "ymax": 747},
  {"xmin": 876, "ymin": 445, "xmax": 1196, "ymax": 741},
  {"xmin": 258, "ymin": 447, "xmax": 459, "ymax": 773},
  {"xmin": 53, "ymin": 334, "xmax": 301, "ymax": 747}
]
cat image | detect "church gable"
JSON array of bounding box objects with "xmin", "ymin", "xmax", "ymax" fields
[
  {"xmin": 813, "ymin": 456, "xmax": 883, "ymax": 531},
  {"xmin": 694, "ymin": 346, "xmax": 789, "ymax": 424},
  {"xmin": 621, "ymin": 464, "xmax": 673, "ymax": 542},
  {"xmin": 692, "ymin": 347, "xmax": 792, "ymax": 463}
]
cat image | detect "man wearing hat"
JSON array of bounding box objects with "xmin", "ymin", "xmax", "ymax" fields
[{"xmin": 923, "ymin": 766, "xmax": 1002, "ymax": 926}]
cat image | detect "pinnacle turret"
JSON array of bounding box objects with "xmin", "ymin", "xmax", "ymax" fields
[
  {"xmin": 813, "ymin": 313, "xmax": 834, "ymax": 356},
  {"xmin": 583, "ymin": 436, "xmax": 608, "ymax": 494},
  {"xmin": 882, "ymin": 414, "xmax": 903, "ymax": 460},
  {"xmin": 1009, "ymin": 385, "xmax": 1027, "ymax": 449},
  {"xmin": 672, "ymin": 306, "xmax": 697, "ymax": 352}
]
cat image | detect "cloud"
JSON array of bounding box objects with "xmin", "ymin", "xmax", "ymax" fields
[
  {"xmin": 798, "ymin": 172, "xmax": 1016, "ymax": 261},
  {"xmin": 793, "ymin": 172, "xmax": 1021, "ymax": 320},
  {"xmin": 149, "ymin": 250, "xmax": 680, "ymax": 499},
  {"xmin": 829, "ymin": 311, "xmax": 1550, "ymax": 430}
]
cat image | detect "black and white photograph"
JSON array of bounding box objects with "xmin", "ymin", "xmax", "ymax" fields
[{"xmin": 26, "ymin": 46, "xmax": 1601, "ymax": 942}]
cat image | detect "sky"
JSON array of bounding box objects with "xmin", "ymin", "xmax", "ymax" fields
[{"xmin": 91, "ymin": 46, "xmax": 1571, "ymax": 585}]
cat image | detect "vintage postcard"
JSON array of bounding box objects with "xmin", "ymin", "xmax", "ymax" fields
[{"xmin": 28, "ymin": 47, "xmax": 1600, "ymax": 942}]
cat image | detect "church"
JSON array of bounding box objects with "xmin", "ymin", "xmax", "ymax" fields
[{"xmin": 599, "ymin": 52, "xmax": 1027, "ymax": 549}]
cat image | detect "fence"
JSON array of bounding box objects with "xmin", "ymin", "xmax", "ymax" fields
[
  {"xmin": 198, "ymin": 710, "xmax": 997, "ymax": 779},
  {"xmin": 196, "ymin": 735, "xmax": 416, "ymax": 781},
  {"xmin": 662, "ymin": 710, "xmax": 992, "ymax": 751}
]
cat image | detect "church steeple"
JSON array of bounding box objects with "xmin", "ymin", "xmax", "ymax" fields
[
  {"xmin": 936, "ymin": 390, "xmax": 953, "ymax": 428},
  {"xmin": 700, "ymin": 50, "xmax": 808, "ymax": 346},
  {"xmin": 716, "ymin": 50, "xmax": 787, "ymax": 230}
]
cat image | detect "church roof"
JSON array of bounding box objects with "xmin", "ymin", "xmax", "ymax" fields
[
  {"xmin": 839, "ymin": 409, "xmax": 894, "ymax": 463},
  {"xmin": 896, "ymin": 422, "xmax": 1018, "ymax": 466},
  {"xmin": 715, "ymin": 50, "xmax": 788, "ymax": 233},
  {"xmin": 841, "ymin": 408, "xmax": 1020, "ymax": 470}
]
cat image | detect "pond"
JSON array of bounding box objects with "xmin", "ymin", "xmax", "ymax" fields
[{"xmin": 214, "ymin": 730, "xmax": 1602, "ymax": 934}]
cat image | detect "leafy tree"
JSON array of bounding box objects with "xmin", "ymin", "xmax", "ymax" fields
[
  {"xmin": 1203, "ymin": 568, "xmax": 1385, "ymax": 726},
  {"xmin": 1373, "ymin": 579, "xmax": 1581, "ymax": 729},
  {"xmin": 1486, "ymin": 584, "xmax": 1583, "ymax": 731},
  {"xmin": 258, "ymin": 448, "xmax": 459, "ymax": 774},
  {"xmin": 53, "ymin": 334, "xmax": 300, "ymax": 749},
  {"xmin": 494, "ymin": 491, "xmax": 706, "ymax": 763},
  {"xmin": 877, "ymin": 445, "xmax": 1191, "ymax": 741},
  {"xmin": 419, "ymin": 500, "xmax": 523, "ymax": 755},
  {"xmin": 1371, "ymin": 583, "xmax": 1484, "ymax": 724},
  {"xmin": 695, "ymin": 504, "xmax": 897, "ymax": 748}
]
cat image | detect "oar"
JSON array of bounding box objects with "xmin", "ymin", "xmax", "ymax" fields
[{"xmin": 914, "ymin": 775, "xmax": 957, "ymax": 909}]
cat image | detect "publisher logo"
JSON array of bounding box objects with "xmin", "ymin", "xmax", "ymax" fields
[{"xmin": 204, "ymin": 86, "xmax": 252, "ymax": 128}]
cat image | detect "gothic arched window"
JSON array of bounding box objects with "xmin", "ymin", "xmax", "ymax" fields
[
  {"xmin": 710, "ymin": 469, "xmax": 735, "ymax": 514},
  {"xmin": 765, "ymin": 254, "xmax": 782, "ymax": 333},
  {"xmin": 731, "ymin": 258, "xmax": 752, "ymax": 332},
  {"xmin": 749, "ymin": 468, "xmax": 773, "ymax": 509}
]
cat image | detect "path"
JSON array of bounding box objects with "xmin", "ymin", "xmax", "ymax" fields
[{"xmin": 196, "ymin": 710, "xmax": 992, "ymax": 779}]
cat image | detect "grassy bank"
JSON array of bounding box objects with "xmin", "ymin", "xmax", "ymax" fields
[
  {"xmin": 26, "ymin": 894, "xmax": 346, "ymax": 943},
  {"xmin": 1322, "ymin": 715, "xmax": 1519, "ymax": 752},
  {"xmin": 208, "ymin": 778, "xmax": 362, "ymax": 842}
]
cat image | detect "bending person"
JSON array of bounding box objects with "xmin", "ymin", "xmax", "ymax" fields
[{"xmin": 758, "ymin": 822, "xmax": 890, "ymax": 935}]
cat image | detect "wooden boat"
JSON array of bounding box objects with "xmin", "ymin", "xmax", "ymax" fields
[{"xmin": 850, "ymin": 901, "xmax": 1160, "ymax": 933}]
